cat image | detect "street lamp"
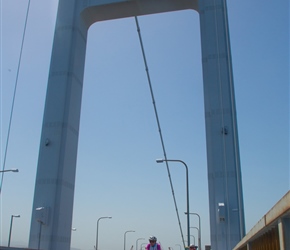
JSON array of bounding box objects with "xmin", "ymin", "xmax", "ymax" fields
[
  {"xmin": 190, "ymin": 226, "xmax": 199, "ymax": 234},
  {"xmin": 8, "ymin": 214, "xmax": 20, "ymax": 247},
  {"xmin": 141, "ymin": 242, "xmax": 147, "ymax": 250},
  {"xmin": 0, "ymin": 169, "xmax": 19, "ymax": 173},
  {"xmin": 186, "ymin": 212, "xmax": 201, "ymax": 250},
  {"xmin": 36, "ymin": 207, "xmax": 45, "ymax": 250},
  {"xmin": 136, "ymin": 238, "xmax": 145, "ymax": 250},
  {"xmin": 0, "ymin": 169, "xmax": 19, "ymax": 195},
  {"xmin": 187, "ymin": 235, "xmax": 195, "ymax": 245},
  {"xmin": 95, "ymin": 216, "xmax": 112, "ymax": 250},
  {"xmin": 124, "ymin": 230, "xmax": 135, "ymax": 250},
  {"xmin": 157, "ymin": 158, "xmax": 190, "ymax": 246},
  {"xmin": 190, "ymin": 227, "xmax": 199, "ymax": 245}
]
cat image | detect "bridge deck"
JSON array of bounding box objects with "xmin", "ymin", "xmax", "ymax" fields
[{"xmin": 233, "ymin": 190, "xmax": 290, "ymax": 250}]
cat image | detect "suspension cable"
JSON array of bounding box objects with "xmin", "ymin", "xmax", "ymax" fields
[
  {"xmin": 134, "ymin": 16, "xmax": 186, "ymax": 248},
  {"xmin": 0, "ymin": 0, "xmax": 31, "ymax": 195}
]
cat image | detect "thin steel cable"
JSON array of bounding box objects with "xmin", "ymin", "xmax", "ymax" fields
[
  {"xmin": 134, "ymin": 16, "xmax": 186, "ymax": 248},
  {"xmin": 0, "ymin": 0, "xmax": 31, "ymax": 195}
]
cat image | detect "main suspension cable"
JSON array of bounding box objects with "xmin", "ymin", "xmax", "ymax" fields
[
  {"xmin": 134, "ymin": 16, "xmax": 186, "ymax": 248},
  {"xmin": 0, "ymin": 0, "xmax": 31, "ymax": 195}
]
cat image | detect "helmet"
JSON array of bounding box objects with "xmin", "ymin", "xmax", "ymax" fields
[{"xmin": 149, "ymin": 236, "xmax": 157, "ymax": 242}]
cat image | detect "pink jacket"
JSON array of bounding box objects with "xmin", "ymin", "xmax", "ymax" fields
[{"xmin": 146, "ymin": 243, "xmax": 161, "ymax": 250}]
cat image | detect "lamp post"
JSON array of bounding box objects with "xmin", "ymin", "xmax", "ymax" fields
[
  {"xmin": 35, "ymin": 206, "xmax": 46, "ymax": 250},
  {"xmin": 124, "ymin": 230, "xmax": 135, "ymax": 250},
  {"xmin": 186, "ymin": 212, "xmax": 201, "ymax": 250},
  {"xmin": 8, "ymin": 214, "xmax": 20, "ymax": 247},
  {"xmin": 95, "ymin": 216, "xmax": 112, "ymax": 250},
  {"xmin": 141, "ymin": 242, "xmax": 147, "ymax": 250},
  {"xmin": 187, "ymin": 235, "xmax": 195, "ymax": 245},
  {"xmin": 190, "ymin": 227, "xmax": 199, "ymax": 246},
  {"xmin": 0, "ymin": 169, "xmax": 19, "ymax": 195},
  {"xmin": 190, "ymin": 226, "xmax": 199, "ymax": 234},
  {"xmin": 136, "ymin": 238, "xmax": 145, "ymax": 250},
  {"xmin": 157, "ymin": 158, "xmax": 190, "ymax": 247},
  {"xmin": 0, "ymin": 169, "xmax": 19, "ymax": 173}
]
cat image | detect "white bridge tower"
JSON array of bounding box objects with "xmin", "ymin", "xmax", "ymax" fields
[{"xmin": 29, "ymin": 1, "xmax": 245, "ymax": 249}]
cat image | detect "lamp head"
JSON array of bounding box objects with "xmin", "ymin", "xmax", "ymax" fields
[{"xmin": 156, "ymin": 159, "xmax": 164, "ymax": 163}]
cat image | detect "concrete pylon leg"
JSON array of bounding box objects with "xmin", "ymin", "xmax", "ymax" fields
[
  {"xmin": 199, "ymin": 0, "xmax": 245, "ymax": 249},
  {"xmin": 29, "ymin": 1, "xmax": 88, "ymax": 249}
]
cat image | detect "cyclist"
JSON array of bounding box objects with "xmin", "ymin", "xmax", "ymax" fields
[
  {"xmin": 189, "ymin": 244, "xmax": 197, "ymax": 250},
  {"xmin": 146, "ymin": 236, "xmax": 161, "ymax": 250}
]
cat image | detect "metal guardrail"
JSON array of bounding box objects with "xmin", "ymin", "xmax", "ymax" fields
[{"xmin": 233, "ymin": 190, "xmax": 290, "ymax": 250}]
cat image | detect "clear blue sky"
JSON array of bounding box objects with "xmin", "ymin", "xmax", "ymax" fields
[{"xmin": 1, "ymin": 0, "xmax": 289, "ymax": 250}]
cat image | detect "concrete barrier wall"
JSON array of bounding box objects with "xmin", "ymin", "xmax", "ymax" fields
[{"xmin": 233, "ymin": 191, "xmax": 290, "ymax": 250}]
